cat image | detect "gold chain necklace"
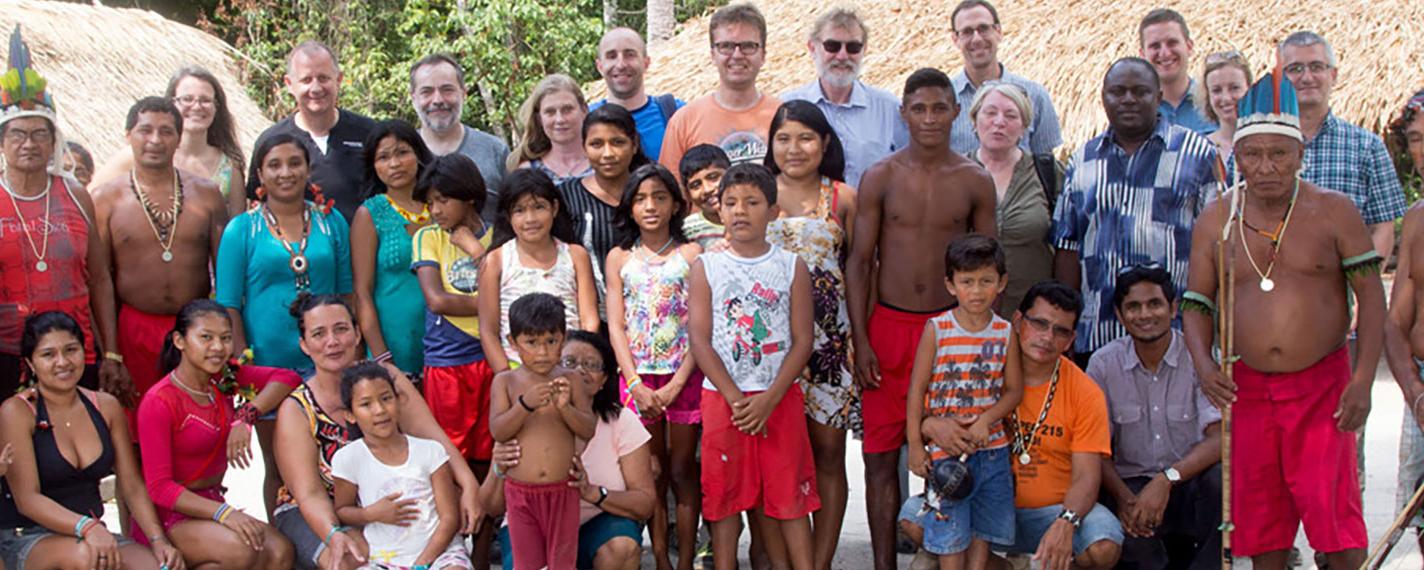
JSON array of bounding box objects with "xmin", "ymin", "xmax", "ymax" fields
[
  {"xmin": 1, "ymin": 171, "xmax": 53, "ymax": 272},
  {"xmin": 1236, "ymin": 177, "xmax": 1300, "ymax": 292},
  {"xmin": 129, "ymin": 169, "xmax": 183, "ymax": 262}
]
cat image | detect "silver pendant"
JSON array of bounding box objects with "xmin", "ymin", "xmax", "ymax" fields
[
  {"xmin": 1019, "ymin": 453, "xmax": 1031, "ymax": 465},
  {"xmin": 161, "ymin": 250, "xmax": 173, "ymax": 262},
  {"xmin": 290, "ymin": 254, "xmax": 309, "ymax": 274},
  {"xmin": 1260, "ymin": 278, "xmax": 1275, "ymax": 292},
  {"xmin": 35, "ymin": 260, "xmax": 47, "ymax": 272}
]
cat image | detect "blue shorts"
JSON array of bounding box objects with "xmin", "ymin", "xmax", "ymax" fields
[
  {"xmin": 900, "ymin": 447, "xmax": 1015, "ymax": 554},
  {"xmin": 498, "ymin": 513, "xmax": 643, "ymax": 569},
  {"xmin": 1006, "ymin": 504, "xmax": 1123, "ymax": 556},
  {"xmin": 0, "ymin": 526, "xmax": 135, "ymax": 570},
  {"xmin": 272, "ymin": 506, "xmax": 325, "ymax": 570}
]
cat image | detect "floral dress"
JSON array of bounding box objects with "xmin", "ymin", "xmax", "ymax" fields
[{"xmin": 766, "ymin": 178, "xmax": 860, "ymax": 433}]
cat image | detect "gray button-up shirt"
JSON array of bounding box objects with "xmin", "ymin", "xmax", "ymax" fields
[
  {"xmin": 1086, "ymin": 330, "xmax": 1222, "ymax": 480},
  {"xmin": 950, "ymin": 65, "xmax": 1063, "ymax": 156},
  {"xmin": 781, "ymin": 79, "xmax": 908, "ymax": 189}
]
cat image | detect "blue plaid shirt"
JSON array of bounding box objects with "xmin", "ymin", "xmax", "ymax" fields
[
  {"xmin": 1301, "ymin": 113, "xmax": 1405, "ymax": 225},
  {"xmin": 950, "ymin": 66, "xmax": 1064, "ymax": 155},
  {"xmin": 1053, "ymin": 118, "xmax": 1222, "ymax": 354},
  {"xmin": 1158, "ymin": 79, "xmax": 1217, "ymax": 136}
]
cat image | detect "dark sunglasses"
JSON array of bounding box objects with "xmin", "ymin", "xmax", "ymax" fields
[
  {"xmin": 1116, "ymin": 261, "xmax": 1164, "ymax": 276},
  {"xmin": 821, "ymin": 40, "xmax": 864, "ymax": 55}
]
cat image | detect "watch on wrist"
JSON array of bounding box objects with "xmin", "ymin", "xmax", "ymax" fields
[
  {"xmin": 593, "ymin": 486, "xmax": 609, "ymax": 507},
  {"xmin": 1164, "ymin": 467, "xmax": 1182, "ymax": 484},
  {"xmin": 1058, "ymin": 509, "xmax": 1083, "ymax": 528}
]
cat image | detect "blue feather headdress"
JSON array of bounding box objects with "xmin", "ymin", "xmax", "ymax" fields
[{"xmin": 1233, "ymin": 65, "xmax": 1301, "ymax": 144}]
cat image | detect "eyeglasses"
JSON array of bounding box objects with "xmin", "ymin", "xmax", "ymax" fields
[
  {"xmin": 713, "ymin": 41, "xmax": 762, "ymax": 56},
  {"xmin": 954, "ymin": 23, "xmax": 998, "ymax": 38},
  {"xmin": 560, "ymin": 357, "xmax": 604, "ymax": 374},
  {"xmin": 1283, "ymin": 61, "xmax": 1332, "ymax": 75},
  {"xmin": 1022, "ymin": 315, "xmax": 1075, "ymax": 341},
  {"xmin": 3, "ymin": 128, "xmax": 53, "ymax": 145},
  {"xmin": 1116, "ymin": 261, "xmax": 1164, "ymax": 276},
  {"xmin": 821, "ymin": 40, "xmax": 864, "ymax": 55},
  {"xmin": 173, "ymin": 95, "xmax": 216, "ymax": 108}
]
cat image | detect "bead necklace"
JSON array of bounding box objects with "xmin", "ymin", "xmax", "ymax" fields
[
  {"xmin": 1, "ymin": 171, "xmax": 53, "ymax": 272},
  {"xmin": 262, "ymin": 202, "xmax": 313, "ymax": 291},
  {"xmin": 129, "ymin": 169, "xmax": 184, "ymax": 262}
]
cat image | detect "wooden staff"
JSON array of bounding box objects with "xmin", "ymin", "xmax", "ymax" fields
[
  {"xmin": 1218, "ymin": 171, "xmax": 1237, "ymax": 570},
  {"xmin": 1363, "ymin": 480, "xmax": 1424, "ymax": 568}
]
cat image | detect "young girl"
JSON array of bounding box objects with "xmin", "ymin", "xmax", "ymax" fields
[
  {"xmin": 763, "ymin": 100, "xmax": 860, "ymax": 570},
  {"xmin": 604, "ymin": 163, "xmax": 702, "ymax": 570},
  {"xmin": 477, "ymin": 169, "xmax": 600, "ymax": 371},
  {"xmin": 331, "ymin": 361, "xmax": 469, "ymax": 570},
  {"xmin": 136, "ymin": 299, "xmax": 298, "ymax": 568}
]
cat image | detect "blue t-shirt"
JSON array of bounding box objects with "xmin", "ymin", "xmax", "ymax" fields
[
  {"xmin": 215, "ymin": 204, "xmax": 353, "ymax": 370},
  {"xmin": 591, "ymin": 95, "xmax": 684, "ymax": 162}
]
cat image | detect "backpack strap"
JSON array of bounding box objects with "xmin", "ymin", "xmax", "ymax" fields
[
  {"xmin": 655, "ymin": 94, "xmax": 679, "ymax": 122},
  {"xmin": 1032, "ymin": 153, "xmax": 1061, "ymax": 214}
]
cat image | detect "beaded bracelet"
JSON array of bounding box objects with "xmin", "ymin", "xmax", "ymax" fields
[
  {"xmin": 74, "ymin": 515, "xmax": 92, "ymax": 538},
  {"xmin": 324, "ymin": 525, "xmax": 350, "ymax": 545},
  {"xmin": 213, "ymin": 503, "xmax": 231, "ymax": 523},
  {"xmin": 413, "ymin": 565, "xmax": 430, "ymax": 570},
  {"xmin": 233, "ymin": 403, "xmax": 261, "ymax": 426},
  {"xmin": 373, "ymin": 351, "xmax": 394, "ymax": 364}
]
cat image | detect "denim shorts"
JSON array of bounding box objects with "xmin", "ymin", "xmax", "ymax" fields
[
  {"xmin": 272, "ymin": 505, "xmax": 325, "ymax": 570},
  {"xmin": 0, "ymin": 526, "xmax": 135, "ymax": 570},
  {"xmin": 1005, "ymin": 503, "xmax": 1123, "ymax": 556},
  {"xmin": 901, "ymin": 447, "xmax": 1015, "ymax": 554},
  {"xmin": 497, "ymin": 513, "xmax": 644, "ymax": 569}
]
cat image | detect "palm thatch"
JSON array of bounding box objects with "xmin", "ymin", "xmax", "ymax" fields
[
  {"xmin": 0, "ymin": 0, "xmax": 270, "ymax": 162},
  {"xmin": 591, "ymin": 0, "xmax": 1424, "ymax": 153}
]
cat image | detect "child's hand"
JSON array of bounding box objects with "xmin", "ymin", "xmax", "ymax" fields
[
  {"xmin": 449, "ymin": 225, "xmax": 485, "ymax": 258},
  {"xmin": 908, "ymin": 445, "xmax": 930, "ymax": 479},
  {"xmin": 522, "ymin": 382, "xmax": 554, "ymax": 409},
  {"xmin": 552, "ymin": 377, "xmax": 573, "ymax": 409},
  {"xmin": 365, "ymin": 492, "xmax": 422, "ymax": 526},
  {"xmin": 731, "ymin": 393, "xmax": 774, "ymax": 435},
  {"xmin": 965, "ymin": 416, "xmax": 991, "ymax": 447},
  {"xmin": 923, "ymin": 416, "xmax": 975, "ymax": 456},
  {"xmin": 0, "ymin": 443, "xmax": 12, "ymax": 477},
  {"xmin": 632, "ymin": 381, "xmax": 665, "ymax": 418}
]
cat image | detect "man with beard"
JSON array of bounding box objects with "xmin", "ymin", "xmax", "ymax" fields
[
  {"xmin": 590, "ymin": 28, "xmax": 684, "ymax": 162},
  {"xmin": 1052, "ymin": 58, "xmax": 1219, "ymax": 366},
  {"xmin": 947, "ymin": 0, "xmax": 1061, "ymax": 156},
  {"xmin": 1138, "ymin": 9, "xmax": 1214, "ymax": 134},
  {"xmin": 91, "ymin": 97, "xmax": 227, "ymax": 411},
  {"xmin": 1183, "ymin": 71, "xmax": 1380, "ymax": 570},
  {"xmin": 781, "ymin": 7, "xmax": 907, "ymax": 188},
  {"xmin": 410, "ymin": 53, "xmax": 510, "ymax": 224},
  {"xmin": 247, "ymin": 40, "xmax": 375, "ymax": 220},
  {"xmin": 1087, "ymin": 264, "xmax": 1221, "ymax": 569}
]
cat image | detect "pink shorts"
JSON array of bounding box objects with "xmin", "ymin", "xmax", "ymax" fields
[
  {"xmin": 1231, "ymin": 347, "xmax": 1366, "ymax": 556},
  {"xmin": 424, "ymin": 359, "xmax": 495, "ymax": 460},
  {"xmin": 700, "ymin": 386, "xmax": 820, "ymax": 521},
  {"xmin": 621, "ymin": 372, "xmax": 703, "ymax": 425},
  {"xmin": 131, "ymin": 486, "xmax": 224, "ymax": 545},
  {"xmin": 505, "ymin": 478, "xmax": 579, "ymax": 570},
  {"xmin": 862, "ymin": 304, "xmax": 938, "ymax": 454}
]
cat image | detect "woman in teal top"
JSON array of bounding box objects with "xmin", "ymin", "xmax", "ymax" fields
[
  {"xmin": 351, "ymin": 120, "xmax": 433, "ymax": 374},
  {"xmin": 216, "ymin": 133, "xmax": 353, "ymax": 370}
]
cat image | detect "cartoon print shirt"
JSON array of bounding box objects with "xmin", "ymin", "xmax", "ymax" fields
[
  {"xmin": 657, "ymin": 93, "xmax": 782, "ymax": 176},
  {"xmin": 702, "ymin": 245, "xmax": 797, "ymax": 393}
]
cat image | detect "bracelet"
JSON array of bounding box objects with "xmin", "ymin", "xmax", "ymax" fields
[
  {"xmin": 323, "ymin": 525, "xmax": 350, "ymax": 545},
  {"xmin": 593, "ymin": 486, "xmax": 609, "ymax": 507},
  {"xmin": 625, "ymin": 376, "xmax": 643, "ymax": 391},
  {"xmin": 413, "ymin": 565, "xmax": 430, "ymax": 570},
  {"xmin": 518, "ymin": 394, "xmax": 535, "ymax": 412},
  {"xmin": 74, "ymin": 515, "xmax": 92, "ymax": 538},
  {"xmin": 233, "ymin": 403, "xmax": 261, "ymax": 426},
  {"xmin": 491, "ymin": 461, "xmax": 506, "ymax": 478},
  {"xmin": 103, "ymin": 351, "xmax": 124, "ymax": 363},
  {"xmin": 373, "ymin": 351, "xmax": 393, "ymax": 363},
  {"xmin": 213, "ymin": 503, "xmax": 231, "ymax": 523}
]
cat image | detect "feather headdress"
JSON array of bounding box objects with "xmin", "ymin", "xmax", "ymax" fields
[
  {"xmin": 0, "ymin": 25, "xmax": 56, "ymax": 127},
  {"xmin": 1233, "ymin": 65, "xmax": 1300, "ymax": 144}
]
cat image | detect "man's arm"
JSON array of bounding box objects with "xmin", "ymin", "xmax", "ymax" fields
[
  {"xmin": 968, "ymin": 168, "xmax": 997, "ymax": 236},
  {"xmin": 76, "ymin": 186, "xmax": 130, "ymax": 404},
  {"xmin": 1370, "ymin": 222, "xmax": 1395, "ymax": 266},
  {"xmin": 846, "ymin": 163, "xmax": 886, "ymax": 388},
  {"xmin": 1181, "ymin": 202, "xmax": 1232, "ymax": 408},
  {"xmin": 1050, "ymin": 157, "xmax": 1082, "ymax": 290},
  {"xmin": 1335, "ymin": 195, "xmax": 1386, "ymax": 432},
  {"xmin": 1386, "ymin": 207, "xmax": 1424, "ymax": 423}
]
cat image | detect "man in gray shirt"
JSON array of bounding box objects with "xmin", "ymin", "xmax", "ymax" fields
[
  {"xmin": 410, "ymin": 53, "xmax": 510, "ymax": 223},
  {"xmin": 947, "ymin": 0, "xmax": 1062, "ymax": 156}
]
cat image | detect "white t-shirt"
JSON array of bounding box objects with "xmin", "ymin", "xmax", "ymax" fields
[
  {"xmin": 330, "ymin": 435, "xmax": 450, "ymax": 567},
  {"xmin": 701, "ymin": 245, "xmax": 798, "ymax": 392}
]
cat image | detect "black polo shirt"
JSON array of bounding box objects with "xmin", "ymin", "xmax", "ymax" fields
[{"xmin": 246, "ymin": 109, "xmax": 377, "ymax": 221}]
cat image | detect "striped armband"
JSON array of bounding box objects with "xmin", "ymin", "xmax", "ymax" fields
[
  {"xmin": 1341, "ymin": 251, "xmax": 1383, "ymax": 281},
  {"xmin": 1180, "ymin": 291, "xmax": 1218, "ymax": 316}
]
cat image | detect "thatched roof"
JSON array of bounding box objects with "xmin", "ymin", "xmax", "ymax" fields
[
  {"xmin": 594, "ymin": 0, "xmax": 1424, "ymax": 154},
  {"xmin": 0, "ymin": 1, "xmax": 270, "ymax": 162}
]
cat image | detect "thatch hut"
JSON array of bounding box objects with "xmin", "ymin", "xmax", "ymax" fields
[
  {"xmin": 0, "ymin": 0, "xmax": 270, "ymax": 162},
  {"xmin": 593, "ymin": 0, "xmax": 1424, "ymax": 154}
]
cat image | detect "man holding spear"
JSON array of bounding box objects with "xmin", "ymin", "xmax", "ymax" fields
[{"xmin": 1182, "ymin": 70, "xmax": 1381, "ymax": 570}]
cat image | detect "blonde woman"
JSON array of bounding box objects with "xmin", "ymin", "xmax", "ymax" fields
[
  {"xmin": 1200, "ymin": 51, "xmax": 1253, "ymax": 159},
  {"xmin": 508, "ymin": 74, "xmax": 592, "ymax": 184}
]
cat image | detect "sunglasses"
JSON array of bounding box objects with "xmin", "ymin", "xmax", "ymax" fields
[
  {"xmin": 821, "ymin": 39, "xmax": 864, "ymax": 55},
  {"xmin": 1116, "ymin": 261, "xmax": 1164, "ymax": 276}
]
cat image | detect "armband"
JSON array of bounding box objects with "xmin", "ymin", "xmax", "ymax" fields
[
  {"xmin": 1180, "ymin": 291, "xmax": 1218, "ymax": 316},
  {"xmin": 1341, "ymin": 251, "xmax": 1383, "ymax": 281}
]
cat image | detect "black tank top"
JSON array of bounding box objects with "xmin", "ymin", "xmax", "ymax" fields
[{"xmin": 0, "ymin": 391, "xmax": 115, "ymax": 528}]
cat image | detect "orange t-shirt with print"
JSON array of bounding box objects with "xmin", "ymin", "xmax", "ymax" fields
[
  {"xmin": 1010, "ymin": 356, "xmax": 1112, "ymax": 509},
  {"xmin": 658, "ymin": 93, "xmax": 782, "ymax": 176}
]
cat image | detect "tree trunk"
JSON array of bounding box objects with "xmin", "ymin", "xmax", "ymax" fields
[
  {"xmin": 646, "ymin": 0, "xmax": 674, "ymax": 49},
  {"xmin": 603, "ymin": 0, "xmax": 617, "ymax": 27}
]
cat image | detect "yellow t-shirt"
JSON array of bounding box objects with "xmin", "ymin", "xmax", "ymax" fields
[{"xmin": 411, "ymin": 225, "xmax": 490, "ymax": 365}]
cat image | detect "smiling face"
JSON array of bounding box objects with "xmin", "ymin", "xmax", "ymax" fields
[
  {"xmin": 1205, "ymin": 65, "xmax": 1250, "ymax": 126},
  {"xmin": 584, "ymin": 122, "xmax": 637, "ymax": 180},
  {"xmin": 411, "ymin": 61, "xmax": 465, "ymax": 133},
  {"xmin": 1116, "ymin": 281, "xmax": 1173, "ymax": 344},
  {"xmin": 539, "ymin": 90, "xmax": 585, "ymax": 146},
  {"xmin": 902, "ymin": 86, "xmax": 956, "ymax": 149},
  {"xmin": 26, "ymin": 330, "xmax": 85, "ymax": 392},
  {"xmin": 952, "ymin": 5, "xmax": 1001, "ymax": 71},
  {"xmin": 373, "ymin": 135, "xmax": 419, "ymax": 192},
  {"xmin": 771, "ymin": 119, "xmax": 826, "ymax": 180},
  {"xmin": 258, "ymin": 142, "xmax": 311, "ymax": 203},
  {"xmin": 711, "ymin": 22, "xmax": 766, "ymax": 90},
  {"xmin": 285, "ymin": 48, "xmax": 342, "ymax": 117},
  {"xmin": 127, "ymin": 111, "xmax": 181, "ymax": 170},
  {"xmin": 973, "ymin": 89, "xmax": 1026, "ymax": 152},
  {"xmin": 1139, "ymin": 21, "xmax": 1193, "ymax": 86},
  {"xmin": 346, "ymin": 376, "xmax": 400, "ymax": 439},
  {"xmin": 1280, "ymin": 43, "xmax": 1337, "ymax": 108},
  {"xmin": 174, "ymin": 312, "xmax": 234, "ymax": 377},
  {"xmin": 632, "ymin": 177, "xmax": 677, "ymax": 234},
  {"xmin": 510, "ymin": 193, "xmax": 557, "ymax": 243},
  {"xmin": 810, "ymin": 24, "xmax": 864, "ymax": 89},
  {"xmin": 561, "ymin": 340, "xmax": 607, "ymax": 394},
  {"xmin": 1103, "ymin": 62, "xmax": 1162, "ymax": 137},
  {"xmin": 597, "ymin": 30, "xmax": 649, "ymax": 101},
  {"xmin": 685, "ymin": 166, "xmax": 725, "ymax": 213},
  {"xmin": 299, "ymin": 304, "xmax": 362, "ymax": 374},
  {"xmin": 172, "ymin": 76, "xmax": 217, "ymax": 133}
]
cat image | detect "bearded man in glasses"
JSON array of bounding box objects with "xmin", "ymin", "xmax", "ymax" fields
[
  {"xmin": 947, "ymin": 0, "xmax": 1062, "ymax": 156},
  {"xmin": 781, "ymin": 7, "xmax": 907, "ymax": 188}
]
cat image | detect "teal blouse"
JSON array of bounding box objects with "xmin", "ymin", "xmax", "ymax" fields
[
  {"xmin": 215, "ymin": 203, "xmax": 353, "ymax": 370},
  {"xmin": 364, "ymin": 195, "xmax": 426, "ymax": 373}
]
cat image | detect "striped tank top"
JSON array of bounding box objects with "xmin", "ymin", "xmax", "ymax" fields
[{"xmin": 926, "ymin": 310, "xmax": 1011, "ymax": 459}]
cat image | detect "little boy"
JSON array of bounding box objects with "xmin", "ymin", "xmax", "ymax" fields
[
  {"xmin": 688, "ymin": 163, "xmax": 820, "ymax": 570},
  {"xmin": 679, "ymin": 143, "xmax": 729, "ymax": 250},
  {"xmin": 905, "ymin": 234, "xmax": 1023, "ymax": 568},
  {"xmin": 489, "ymin": 292, "xmax": 596, "ymax": 570}
]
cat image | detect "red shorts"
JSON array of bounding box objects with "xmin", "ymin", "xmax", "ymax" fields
[
  {"xmin": 1231, "ymin": 347, "xmax": 1366, "ymax": 556},
  {"xmin": 862, "ymin": 303, "xmax": 938, "ymax": 454},
  {"xmin": 119, "ymin": 304, "xmax": 172, "ymax": 435},
  {"xmin": 700, "ymin": 386, "xmax": 820, "ymax": 521},
  {"xmin": 423, "ymin": 359, "xmax": 495, "ymax": 461},
  {"xmin": 505, "ymin": 478, "xmax": 579, "ymax": 570}
]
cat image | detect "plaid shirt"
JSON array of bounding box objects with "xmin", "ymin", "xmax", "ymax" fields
[
  {"xmin": 1053, "ymin": 118, "xmax": 1222, "ymax": 354},
  {"xmin": 1301, "ymin": 113, "xmax": 1405, "ymax": 225}
]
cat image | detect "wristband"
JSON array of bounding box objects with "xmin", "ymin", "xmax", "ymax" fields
[
  {"xmin": 413, "ymin": 565, "xmax": 430, "ymax": 570},
  {"xmin": 518, "ymin": 394, "xmax": 535, "ymax": 412},
  {"xmin": 373, "ymin": 351, "xmax": 393, "ymax": 363},
  {"xmin": 103, "ymin": 351, "xmax": 124, "ymax": 363},
  {"xmin": 324, "ymin": 525, "xmax": 350, "ymax": 545},
  {"xmin": 625, "ymin": 376, "xmax": 643, "ymax": 391},
  {"xmin": 74, "ymin": 515, "xmax": 93, "ymax": 538},
  {"xmin": 491, "ymin": 461, "xmax": 506, "ymax": 478},
  {"xmin": 233, "ymin": 403, "xmax": 261, "ymax": 426}
]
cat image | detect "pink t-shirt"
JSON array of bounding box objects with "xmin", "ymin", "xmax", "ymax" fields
[
  {"xmin": 578, "ymin": 408, "xmax": 651, "ymax": 524},
  {"xmin": 658, "ymin": 93, "xmax": 782, "ymax": 176}
]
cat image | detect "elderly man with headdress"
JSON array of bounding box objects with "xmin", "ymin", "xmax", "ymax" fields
[
  {"xmin": 1182, "ymin": 70, "xmax": 1382, "ymax": 570},
  {"xmin": 0, "ymin": 26, "xmax": 130, "ymax": 401}
]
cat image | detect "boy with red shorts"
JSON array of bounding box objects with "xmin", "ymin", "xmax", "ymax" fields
[{"xmin": 689, "ymin": 163, "xmax": 820, "ymax": 570}]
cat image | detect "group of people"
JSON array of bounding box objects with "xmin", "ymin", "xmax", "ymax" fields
[{"xmin": 1, "ymin": 1, "xmax": 1423, "ymax": 570}]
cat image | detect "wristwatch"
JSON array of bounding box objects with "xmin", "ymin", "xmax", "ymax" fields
[
  {"xmin": 1058, "ymin": 509, "xmax": 1083, "ymax": 528},
  {"xmin": 593, "ymin": 486, "xmax": 609, "ymax": 507},
  {"xmin": 1164, "ymin": 467, "xmax": 1183, "ymax": 485}
]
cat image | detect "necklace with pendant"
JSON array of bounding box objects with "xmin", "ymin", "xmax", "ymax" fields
[
  {"xmin": 1010, "ymin": 359, "xmax": 1060, "ymax": 466},
  {"xmin": 1237, "ymin": 177, "xmax": 1300, "ymax": 292},
  {"xmin": 262, "ymin": 202, "xmax": 312, "ymax": 290},
  {"xmin": 130, "ymin": 169, "xmax": 184, "ymax": 262},
  {"xmin": 1, "ymin": 171, "xmax": 53, "ymax": 272}
]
